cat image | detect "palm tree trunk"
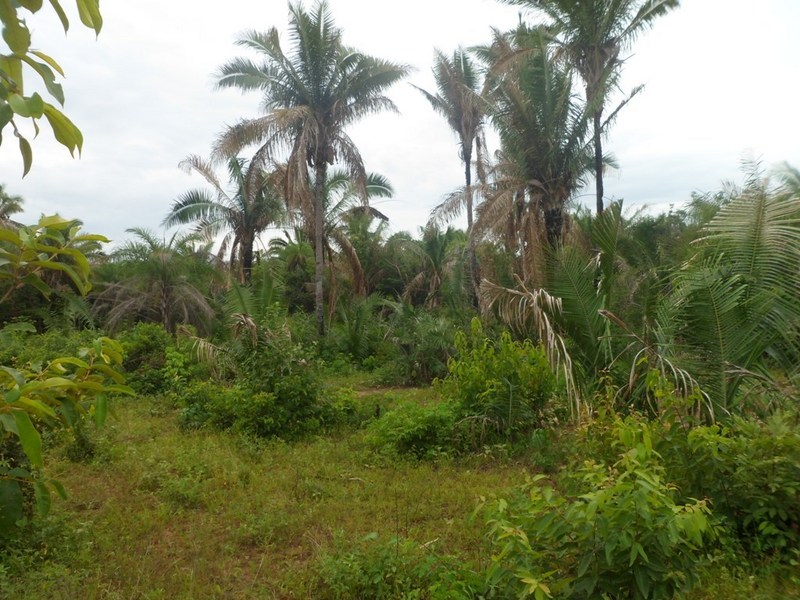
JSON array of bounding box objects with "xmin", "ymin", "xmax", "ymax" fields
[
  {"xmin": 593, "ymin": 109, "xmax": 604, "ymax": 215},
  {"xmin": 314, "ymin": 159, "xmax": 327, "ymax": 337},
  {"xmin": 160, "ymin": 286, "xmax": 172, "ymax": 334},
  {"xmin": 464, "ymin": 148, "xmax": 480, "ymax": 307},
  {"xmin": 242, "ymin": 234, "xmax": 254, "ymax": 284}
]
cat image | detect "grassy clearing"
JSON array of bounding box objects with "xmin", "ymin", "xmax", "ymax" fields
[
  {"xmin": 2, "ymin": 387, "xmax": 532, "ymax": 598},
  {"xmin": 3, "ymin": 382, "xmax": 798, "ymax": 599}
]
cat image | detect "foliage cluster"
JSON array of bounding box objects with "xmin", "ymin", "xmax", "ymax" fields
[
  {"xmin": 313, "ymin": 533, "xmax": 481, "ymax": 599},
  {"xmin": 663, "ymin": 411, "xmax": 800, "ymax": 554},
  {"xmin": 484, "ymin": 416, "xmax": 712, "ymax": 599},
  {"xmin": 369, "ymin": 319, "xmax": 556, "ymax": 458}
]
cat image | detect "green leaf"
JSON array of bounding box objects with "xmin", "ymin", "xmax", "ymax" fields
[
  {"xmin": 7, "ymin": 92, "xmax": 30, "ymax": 116},
  {"xmin": 0, "ymin": 102, "xmax": 13, "ymax": 131},
  {"xmin": 13, "ymin": 410, "xmax": 43, "ymax": 468},
  {"xmin": 38, "ymin": 214, "xmax": 72, "ymax": 228},
  {"xmin": 19, "ymin": 54, "xmax": 64, "ymax": 105},
  {"xmin": 43, "ymin": 102, "xmax": 83, "ymax": 156},
  {"xmin": 18, "ymin": 133, "xmax": 32, "ymax": 176},
  {"xmin": 0, "ymin": 479, "xmax": 24, "ymax": 530},
  {"xmin": 0, "ymin": 2, "xmax": 31, "ymax": 54},
  {"xmin": 634, "ymin": 567, "xmax": 651, "ymax": 598},
  {"xmin": 93, "ymin": 394, "xmax": 107, "ymax": 427},
  {"xmin": 0, "ymin": 413, "xmax": 18, "ymax": 434},
  {"xmin": 75, "ymin": 0, "xmax": 102, "ymax": 34},
  {"xmin": 26, "ymin": 91, "xmax": 45, "ymax": 117},
  {"xmin": 0, "ymin": 365, "xmax": 26, "ymax": 386},
  {"xmin": 30, "ymin": 49, "xmax": 65, "ymax": 76},
  {"xmin": 34, "ymin": 480, "xmax": 51, "ymax": 516},
  {"xmin": 47, "ymin": 0, "xmax": 70, "ymax": 32},
  {"xmin": 0, "ymin": 54, "xmax": 23, "ymax": 91},
  {"xmin": 22, "ymin": 271, "xmax": 51, "ymax": 296},
  {"xmin": 17, "ymin": 0, "xmax": 44, "ymax": 11},
  {"xmin": 50, "ymin": 479, "xmax": 67, "ymax": 500}
]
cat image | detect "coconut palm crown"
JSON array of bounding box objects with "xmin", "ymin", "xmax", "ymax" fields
[
  {"xmin": 502, "ymin": 0, "xmax": 679, "ymax": 215},
  {"xmin": 212, "ymin": 0, "xmax": 410, "ymax": 335}
]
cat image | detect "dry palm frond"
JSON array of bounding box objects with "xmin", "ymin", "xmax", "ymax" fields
[
  {"xmin": 481, "ymin": 278, "xmax": 580, "ymax": 418},
  {"xmin": 598, "ymin": 309, "xmax": 712, "ymax": 418}
]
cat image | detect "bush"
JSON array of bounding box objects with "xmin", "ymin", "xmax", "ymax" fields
[
  {"xmin": 0, "ymin": 328, "xmax": 98, "ymax": 368},
  {"xmin": 375, "ymin": 306, "xmax": 460, "ymax": 386},
  {"xmin": 312, "ymin": 533, "xmax": 481, "ymax": 600},
  {"xmin": 484, "ymin": 416, "xmax": 712, "ymax": 599},
  {"xmin": 665, "ymin": 411, "xmax": 800, "ymax": 554},
  {"xmin": 116, "ymin": 323, "xmax": 172, "ymax": 395},
  {"xmin": 367, "ymin": 401, "xmax": 460, "ymax": 459},
  {"xmin": 436, "ymin": 319, "xmax": 557, "ymax": 445},
  {"xmin": 177, "ymin": 381, "xmax": 359, "ymax": 440}
]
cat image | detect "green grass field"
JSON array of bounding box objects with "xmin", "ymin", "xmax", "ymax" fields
[{"xmin": 2, "ymin": 381, "xmax": 797, "ymax": 599}]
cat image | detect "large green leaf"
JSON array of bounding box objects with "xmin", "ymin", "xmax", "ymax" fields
[
  {"xmin": 12, "ymin": 410, "xmax": 43, "ymax": 468},
  {"xmin": 0, "ymin": 479, "xmax": 24, "ymax": 531}
]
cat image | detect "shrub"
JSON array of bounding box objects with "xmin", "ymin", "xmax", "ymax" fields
[
  {"xmin": 437, "ymin": 319, "xmax": 557, "ymax": 445},
  {"xmin": 665, "ymin": 411, "xmax": 800, "ymax": 554},
  {"xmin": 376, "ymin": 307, "xmax": 460, "ymax": 385},
  {"xmin": 116, "ymin": 322, "xmax": 172, "ymax": 394},
  {"xmin": 177, "ymin": 380, "xmax": 358, "ymax": 440},
  {"xmin": 367, "ymin": 401, "xmax": 460, "ymax": 459},
  {"xmin": 484, "ymin": 416, "xmax": 712, "ymax": 599},
  {"xmin": 0, "ymin": 328, "xmax": 98, "ymax": 368},
  {"xmin": 312, "ymin": 533, "xmax": 480, "ymax": 600}
]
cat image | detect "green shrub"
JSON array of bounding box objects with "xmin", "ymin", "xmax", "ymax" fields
[
  {"xmin": 437, "ymin": 319, "xmax": 557, "ymax": 445},
  {"xmin": 117, "ymin": 322, "xmax": 172, "ymax": 394},
  {"xmin": 376, "ymin": 307, "xmax": 460, "ymax": 386},
  {"xmin": 665, "ymin": 411, "xmax": 800, "ymax": 554},
  {"xmin": 484, "ymin": 416, "xmax": 712, "ymax": 599},
  {"xmin": 0, "ymin": 328, "xmax": 98, "ymax": 368},
  {"xmin": 177, "ymin": 380, "xmax": 358, "ymax": 440},
  {"xmin": 367, "ymin": 401, "xmax": 460, "ymax": 459},
  {"xmin": 312, "ymin": 533, "xmax": 480, "ymax": 600}
]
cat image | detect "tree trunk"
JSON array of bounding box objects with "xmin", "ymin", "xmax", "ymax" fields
[
  {"xmin": 242, "ymin": 234, "xmax": 254, "ymax": 284},
  {"xmin": 543, "ymin": 205, "xmax": 563, "ymax": 248},
  {"xmin": 314, "ymin": 159, "xmax": 327, "ymax": 337},
  {"xmin": 593, "ymin": 109, "xmax": 604, "ymax": 215},
  {"xmin": 160, "ymin": 286, "xmax": 172, "ymax": 334},
  {"xmin": 464, "ymin": 147, "xmax": 480, "ymax": 307}
]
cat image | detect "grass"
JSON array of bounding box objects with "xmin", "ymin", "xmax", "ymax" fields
[
  {"xmin": 2, "ymin": 386, "xmax": 530, "ymax": 598},
  {"xmin": 3, "ymin": 380, "xmax": 799, "ymax": 598}
]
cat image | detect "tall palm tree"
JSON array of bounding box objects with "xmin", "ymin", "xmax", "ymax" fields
[
  {"xmin": 481, "ymin": 27, "xmax": 593, "ymax": 251},
  {"xmin": 414, "ymin": 48, "xmax": 485, "ymax": 303},
  {"xmin": 212, "ymin": 0, "xmax": 409, "ymax": 335},
  {"xmin": 163, "ymin": 155, "xmax": 284, "ymax": 284},
  {"xmin": 502, "ymin": 0, "xmax": 679, "ymax": 214},
  {"xmin": 414, "ymin": 48, "xmax": 485, "ymax": 232}
]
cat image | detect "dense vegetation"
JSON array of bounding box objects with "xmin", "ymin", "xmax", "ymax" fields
[{"xmin": 2, "ymin": 0, "xmax": 798, "ymax": 598}]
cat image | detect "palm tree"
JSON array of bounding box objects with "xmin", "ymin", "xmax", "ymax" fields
[
  {"xmin": 0, "ymin": 184, "xmax": 24, "ymax": 225},
  {"xmin": 404, "ymin": 225, "xmax": 468, "ymax": 310},
  {"xmin": 93, "ymin": 228, "xmax": 217, "ymax": 335},
  {"xmin": 212, "ymin": 1, "xmax": 409, "ymax": 335},
  {"xmin": 414, "ymin": 48, "xmax": 485, "ymax": 232},
  {"xmin": 163, "ymin": 155, "xmax": 284, "ymax": 284},
  {"xmin": 502, "ymin": 0, "xmax": 679, "ymax": 214},
  {"xmin": 480, "ymin": 27, "xmax": 593, "ymax": 251},
  {"xmin": 316, "ymin": 169, "xmax": 392, "ymax": 304},
  {"xmin": 414, "ymin": 48, "xmax": 485, "ymax": 303}
]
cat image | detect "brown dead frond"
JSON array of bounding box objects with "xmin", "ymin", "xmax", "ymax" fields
[{"xmin": 481, "ymin": 278, "xmax": 580, "ymax": 418}]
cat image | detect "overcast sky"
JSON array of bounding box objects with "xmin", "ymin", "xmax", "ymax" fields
[{"xmin": 1, "ymin": 0, "xmax": 798, "ymax": 248}]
